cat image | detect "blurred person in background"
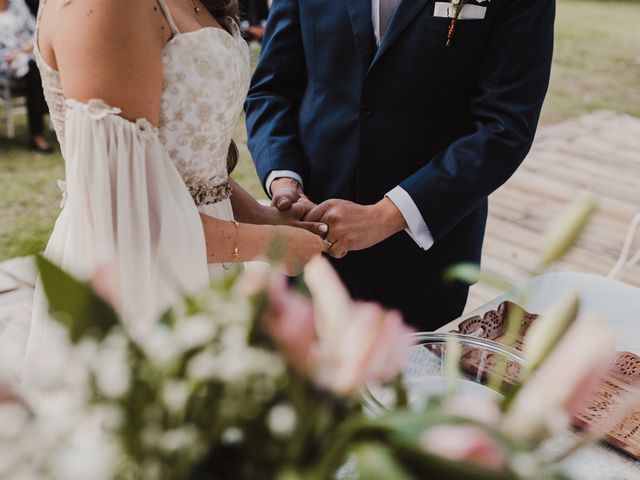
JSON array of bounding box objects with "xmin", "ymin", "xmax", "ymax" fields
[
  {"xmin": 239, "ymin": 0, "xmax": 269, "ymax": 42},
  {"xmin": 0, "ymin": 0, "xmax": 53, "ymax": 153},
  {"xmin": 24, "ymin": 0, "xmax": 37, "ymax": 16}
]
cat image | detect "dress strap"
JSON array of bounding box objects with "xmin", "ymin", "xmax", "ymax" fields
[{"xmin": 155, "ymin": 0, "xmax": 180, "ymax": 35}]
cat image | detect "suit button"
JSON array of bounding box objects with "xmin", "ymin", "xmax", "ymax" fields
[{"xmin": 360, "ymin": 104, "xmax": 374, "ymax": 117}]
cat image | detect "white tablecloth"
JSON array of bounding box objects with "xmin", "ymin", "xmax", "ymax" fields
[{"xmin": 438, "ymin": 272, "xmax": 640, "ymax": 480}]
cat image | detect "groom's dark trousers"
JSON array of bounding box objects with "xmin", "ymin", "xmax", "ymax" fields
[{"xmin": 245, "ymin": 0, "xmax": 554, "ymax": 330}]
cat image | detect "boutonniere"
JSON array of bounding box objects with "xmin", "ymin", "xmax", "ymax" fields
[
  {"xmin": 446, "ymin": 0, "xmax": 491, "ymax": 47},
  {"xmin": 446, "ymin": 0, "xmax": 468, "ymax": 47}
]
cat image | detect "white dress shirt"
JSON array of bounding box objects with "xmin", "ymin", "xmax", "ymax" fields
[{"xmin": 265, "ymin": 0, "xmax": 435, "ymax": 250}]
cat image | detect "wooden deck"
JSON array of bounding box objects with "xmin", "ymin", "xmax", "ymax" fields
[{"xmin": 466, "ymin": 111, "xmax": 640, "ymax": 313}]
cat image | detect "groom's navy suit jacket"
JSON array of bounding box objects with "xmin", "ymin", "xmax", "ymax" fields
[{"xmin": 246, "ymin": 0, "xmax": 554, "ymax": 328}]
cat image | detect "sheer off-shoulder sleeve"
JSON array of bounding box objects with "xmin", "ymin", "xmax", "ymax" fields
[{"xmin": 26, "ymin": 100, "xmax": 210, "ymax": 365}]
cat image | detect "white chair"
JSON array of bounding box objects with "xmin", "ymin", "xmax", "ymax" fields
[{"xmin": 0, "ymin": 75, "xmax": 27, "ymax": 139}]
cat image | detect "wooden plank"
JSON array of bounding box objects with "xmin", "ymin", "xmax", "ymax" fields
[{"xmin": 466, "ymin": 112, "xmax": 640, "ymax": 316}]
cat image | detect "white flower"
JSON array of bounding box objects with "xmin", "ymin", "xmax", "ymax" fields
[
  {"xmin": 94, "ymin": 334, "xmax": 131, "ymax": 399},
  {"xmin": 221, "ymin": 427, "xmax": 243, "ymax": 445},
  {"xmin": 267, "ymin": 404, "xmax": 297, "ymax": 439},
  {"xmin": 96, "ymin": 405, "xmax": 123, "ymax": 431},
  {"xmin": 162, "ymin": 381, "xmax": 190, "ymax": 413},
  {"xmin": 142, "ymin": 325, "xmax": 181, "ymax": 368},
  {"xmin": 174, "ymin": 314, "xmax": 218, "ymax": 351},
  {"xmin": 0, "ymin": 404, "xmax": 30, "ymax": 439},
  {"xmin": 95, "ymin": 359, "xmax": 130, "ymax": 399},
  {"xmin": 187, "ymin": 349, "xmax": 218, "ymax": 382},
  {"xmin": 158, "ymin": 427, "xmax": 197, "ymax": 453},
  {"xmin": 50, "ymin": 410, "xmax": 118, "ymax": 480},
  {"xmin": 75, "ymin": 338, "xmax": 100, "ymax": 364}
]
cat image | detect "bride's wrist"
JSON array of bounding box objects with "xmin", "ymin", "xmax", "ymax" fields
[{"xmin": 252, "ymin": 203, "xmax": 281, "ymax": 225}]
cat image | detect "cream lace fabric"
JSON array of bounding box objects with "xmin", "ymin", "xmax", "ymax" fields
[
  {"xmin": 17, "ymin": 1, "xmax": 251, "ymax": 389},
  {"xmin": 160, "ymin": 27, "xmax": 249, "ymax": 205},
  {"xmin": 34, "ymin": 2, "xmax": 250, "ymax": 206}
]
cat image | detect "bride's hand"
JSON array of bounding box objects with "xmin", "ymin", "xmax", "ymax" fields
[
  {"xmin": 263, "ymin": 201, "xmax": 329, "ymax": 238},
  {"xmin": 276, "ymin": 226, "xmax": 330, "ymax": 276}
]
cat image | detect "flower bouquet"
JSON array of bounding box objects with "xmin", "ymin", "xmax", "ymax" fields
[{"xmin": 0, "ymin": 195, "xmax": 634, "ymax": 480}]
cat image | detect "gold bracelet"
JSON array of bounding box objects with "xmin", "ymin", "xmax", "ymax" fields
[
  {"xmin": 231, "ymin": 220, "xmax": 239, "ymax": 260},
  {"xmin": 223, "ymin": 220, "xmax": 240, "ymax": 271}
]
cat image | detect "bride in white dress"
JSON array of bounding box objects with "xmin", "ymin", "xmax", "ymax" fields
[{"xmin": 16, "ymin": 0, "xmax": 328, "ymax": 387}]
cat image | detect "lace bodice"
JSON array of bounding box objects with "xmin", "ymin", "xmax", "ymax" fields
[
  {"xmin": 34, "ymin": 1, "xmax": 250, "ymax": 205},
  {"xmin": 159, "ymin": 27, "xmax": 249, "ymax": 204}
]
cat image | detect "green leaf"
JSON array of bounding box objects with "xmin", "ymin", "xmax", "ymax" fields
[
  {"xmin": 501, "ymin": 291, "xmax": 581, "ymax": 411},
  {"xmin": 352, "ymin": 443, "xmax": 414, "ymax": 480},
  {"xmin": 371, "ymin": 413, "xmax": 518, "ymax": 480},
  {"xmin": 36, "ymin": 255, "xmax": 119, "ymax": 342},
  {"xmin": 444, "ymin": 264, "xmax": 514, "ymax": 292},
  {"xmin": 522, "ymin": 290, "xmax": 580, "ymax": 373},
  {"xmin": 540, "ymin": 194, "xmax": 595, "ymax": 268},
  {"xmin": 393, "ymin": 440, "xmax": 517, "ymax": 480}
]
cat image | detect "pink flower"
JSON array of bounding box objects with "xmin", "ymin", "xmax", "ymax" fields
[
  {"xmin": 0, "ymin": 387, "xmax": 12, "ymax": 404},
  {"xmin": 446, "ymin": 396, "xmax": 502, "ymax": 426},
  {"xmin": 0, "ymin": 383, "xmax": 21, "ymax": 405},
  {"xmin": 264, "ymin": 276, "xmax": 316, "ymax": 372},
  {"xmin": 304, "ymin": 257, "xmax": 416, "ymax": 396},
  {"xmin": 262, "ymin": 257, "xmax": 416, "ymax": 396},
  {"xmin": 233, "ymin": 262, "xmax": 271, "ymax": 296},
  {"xmin": 503, "ymin": 314, "xmax": 617, "ymax": 443},
  {"xmin": 421, "ymin": 424, "xmax": 507, "ymax": 471}
]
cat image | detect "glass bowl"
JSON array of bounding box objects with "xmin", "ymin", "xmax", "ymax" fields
[{"xmin": 362, "ymin": 332, "xmax": 528, "ymax": 415}]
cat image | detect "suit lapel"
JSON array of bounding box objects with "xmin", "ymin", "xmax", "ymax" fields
[
  {"xmin": 346, "ymin": 0, "xmax": 376, "ymax": 73},
  {"xmin": 368, "ymin": 0, "xmax": 431, "ymax": 73}
]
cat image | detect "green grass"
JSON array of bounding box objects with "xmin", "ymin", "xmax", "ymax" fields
[
  {"xmin": 542, "ymin": 0, "xmax": 640, "ymax": 122},
  {"xmin": 0, "ymin": 125, "xmax": 64, "ymax": 260},
  {"xmin": 1, "ymin": 0, "xmax": 639, "ymax": 261}
]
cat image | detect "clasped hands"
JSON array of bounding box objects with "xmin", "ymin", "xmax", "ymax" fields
[{"xmin": 271, "ymin": 178, "xmax": 407, "ymax": 258}]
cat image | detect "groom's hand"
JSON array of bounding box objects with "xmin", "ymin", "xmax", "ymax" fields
[
  {"xmin": 304, "ymin": 198, "xmax": 407, "ymax": 258},
  {"xmin": 271, "ymin": 178, "xmax": 308, "ymax": 211}
]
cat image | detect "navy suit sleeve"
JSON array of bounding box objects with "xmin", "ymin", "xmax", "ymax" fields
[
  {"xmin": 245, "ymin": 0, "xmax": 308, "ymax": 193},
  {"xmin": 400, "ymin": 0, "xmax": 555, "ymax": 243}
]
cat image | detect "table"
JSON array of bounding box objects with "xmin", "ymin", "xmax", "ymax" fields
[{"xmin": 438, "ymin": 272, "xmax": 640, "ymax": 480}]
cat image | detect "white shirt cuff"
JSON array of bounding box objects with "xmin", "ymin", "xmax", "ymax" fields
[
  {"xmin": 265, "ymin": 170, "xmax": 304, "ymax": 198},
  {"xmin": 386, "ymin": 186, "xmax": 434, "ymax": 250}
]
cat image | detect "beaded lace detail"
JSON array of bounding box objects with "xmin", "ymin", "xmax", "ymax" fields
[{"xmin": 34, "ymin": 2, "xmax": 250, "ymax": 206}]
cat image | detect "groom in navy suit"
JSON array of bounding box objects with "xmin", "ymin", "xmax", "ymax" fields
[{"xmin": 245, "ymin": 0, "xmax": 554, "ymax": 329}]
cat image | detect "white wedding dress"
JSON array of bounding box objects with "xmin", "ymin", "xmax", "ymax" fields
[{"xmin": 12, "ymin": 0, "xmax": 250, "ymax": 387}]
